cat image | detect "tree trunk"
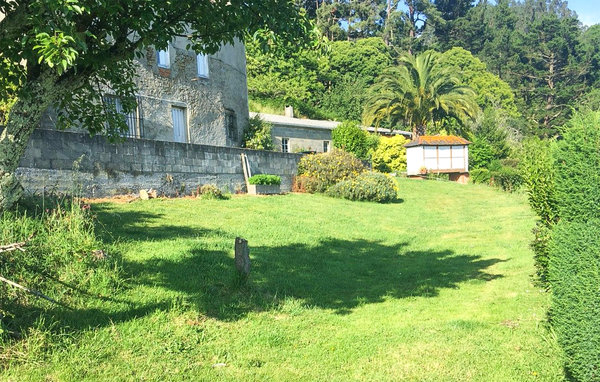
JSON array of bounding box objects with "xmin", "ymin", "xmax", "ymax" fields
[
  {"xmin": 0, "ymin": 71, "xmax": 59, "ymax": 211},
  {"xmin": 412, "ymin": 125, "xmax": 426, "ymax": 138}
]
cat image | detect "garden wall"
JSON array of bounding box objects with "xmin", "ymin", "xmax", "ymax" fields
[{"xmin": 17, "ymin": 129, "xmax": 302, "ymax": 197}]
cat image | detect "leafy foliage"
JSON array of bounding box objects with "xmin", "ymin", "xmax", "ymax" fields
[
  {"xmin": 248, "ymin": 174, "xmax": 281, "ymax": 185},
  {"xmin": 371, "ymin": 135, "xmax": 410, "ymax": 173},
  {"xmin": 242, "ymin": 116, "xmax": 274, "ymax": 151},
  {"xmin": 554, "ymin": 112, "xmax": 600, "ymax": 223},
  {"xmin": 331, "ymin": 121, "xmax": 372, "ymax": 160},
  {"xmin": 470, "ymin": 168, "xmax": 491, "ymax": 185},
  {"xmin": 363, "ymin": 51, "xmax": 480, "ymax": 136},
  {"xmin": 296, "ymin": 150, "xmax": 366, "ymax": 193},
  {"xmin": 549, "ymin": 220, "xmax": 600, "ymax": 382},
  {"xmin": 326, "ymin": 172, "xmax": 398, "ymax": 203}
]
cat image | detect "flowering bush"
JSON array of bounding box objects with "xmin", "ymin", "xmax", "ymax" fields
[
  {"xmin": 326, "ymin": 172, "xmax": 398, "ymax": 203},
  {"xmin": 296, "ymin": 150, "xmax": 366, "ymax": 193},
  {"xmin": 371, "ymin": 135, "xmax": 410, "ymax": 173}
]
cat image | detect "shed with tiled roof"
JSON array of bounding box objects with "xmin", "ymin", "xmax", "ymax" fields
[{"xmin": 404, "ymin": 135, "xmax": 471, "ymax": 183}]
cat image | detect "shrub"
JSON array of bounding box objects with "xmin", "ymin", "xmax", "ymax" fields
[
  {"xmin": 554, "ymin": 111, "xmax": 600, "ymax": 223},
  {"xmin": 197, "ymin": 184, "xmax": 225, "ymax": 200},
  {"xmin": 549, "ymin": 220, "xmax": 600, "ymax": 382},
  {"xmin": 297, "ymin": 150, "xmax": 366, "ymax": 193},
  {"xmin": 519, "ymin": 137, "xmax": 559, "ymax": 283},
  {"xmin": 248, "ymin": 174, "xmax": 281, "ymax": 185},
  {"xmin": 520, "ymin": 138, "xmax": 559, "ymax": 227},
  {"xmin": 326, "ymin": 172, "xmax": 398, "ymax": 203},
  {"xmin": 470, "ymin": 168, "xmax": 491, "ymax": 184},
  {"xmin": 490, "ymin": 166, "xmax": 522, "ymax": 192},
  {"xmin": 371, "ymin": 135, "xmax": 410, "ymax": 173},
  {"xmin": 242, "ymin": 116, "xmax": 274, "ymax": 151},
  {"xmin": 331, "ymin": 120, "xmax": 371, "ymax": 160}
]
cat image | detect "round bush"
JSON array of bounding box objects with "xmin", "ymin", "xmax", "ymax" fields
[
  {"xmin": 297, "ymin": 150, "xmax": 366, "ymax": 193},
  {"xmin": 331, "ymin": 120, "xmax": 371, "ymax": 160},
  {"xmin": 326, "ymin": 172, "xmax": 398, "ymax": 203}
]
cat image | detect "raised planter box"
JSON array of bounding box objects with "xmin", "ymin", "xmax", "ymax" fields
[{"xmin": 247, "ymin": 184, "xmax": 280, "ymax": 195}]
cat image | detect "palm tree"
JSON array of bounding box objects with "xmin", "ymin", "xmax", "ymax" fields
[{"xmin": 363, "ymin": 51, "xmax": 480, "ymax": 137}]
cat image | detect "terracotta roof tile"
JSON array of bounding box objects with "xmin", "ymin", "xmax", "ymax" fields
[{"xmin": 404, "ymin": 135, "xmax": 471, "ymax": 147}]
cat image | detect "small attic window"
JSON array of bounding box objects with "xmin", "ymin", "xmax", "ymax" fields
[{"xmin": 157, "ymin": 46, "xmax": 170, "ymax": 68}]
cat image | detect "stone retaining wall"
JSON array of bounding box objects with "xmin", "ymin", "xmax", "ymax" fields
[{"xmin": 17, "ymin": 129, "xmax": 301, "ymax": 197}]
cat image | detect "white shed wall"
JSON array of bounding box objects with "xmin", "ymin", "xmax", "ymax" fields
[
  {"xmin": 406, "ymin": 146, "xmax": 423, "ymax": 175},
  {"xmin": 406, "ymin": 144, "xmax": 469, "ymax": 175}
]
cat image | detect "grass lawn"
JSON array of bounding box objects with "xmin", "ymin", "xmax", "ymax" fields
[{"xmin": 1, "ymin": 178, "xmax": 564, "ymax": 381}]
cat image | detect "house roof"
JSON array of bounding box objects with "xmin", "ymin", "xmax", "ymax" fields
[
  {"xmin": 250, "ymin": 112, "xmax": 412, "ymax": 138},
  {"xmin": 404, "ymin": 135, "xmax": 471, "ymax": 147}
]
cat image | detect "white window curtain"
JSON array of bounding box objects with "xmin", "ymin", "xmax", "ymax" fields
[
  {"xmin": 157, "ymin": 46, "xmax": 170, "ymax": 68},
  {"xmin": 197, "ymin": 53, "xmax": 209, "ymax": 78}
]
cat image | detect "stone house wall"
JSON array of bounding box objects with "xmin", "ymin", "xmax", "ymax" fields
[{"xmin": 41, "ymin": 39, "xmax": 249, "ymax": 147}]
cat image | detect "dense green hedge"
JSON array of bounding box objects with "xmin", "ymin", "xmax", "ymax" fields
[
  {"xmin": 549, "ymin": 220, "xmax": 600, "ymax": 382},
  {"xmin": 555, "ymin": 112, "xmax": 600, "ymax": 223},
  {"xmin": 326, "ymin": 172, "xmax": 398, "ymax": 203},
  {"xmin": 248, "ymin": 174, "xmax": 281, "ymax": 185}
]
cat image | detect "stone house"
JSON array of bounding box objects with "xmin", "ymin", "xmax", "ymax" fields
[
  {"xmin": 251, "ymin": 109, "xmax": 412, "ymax": 153},
  {"xmin": 42, "ymin": 37, "xmax": 249, "ymax": 147}
]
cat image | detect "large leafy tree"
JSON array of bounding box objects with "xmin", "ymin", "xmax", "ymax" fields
[
  {"xmin": 363, "ymin": 51, "xmax": 479, "ymax": 137},
  {"xmin": 0, "ymin": 0, "xmax": 309, "ymax": 210}
]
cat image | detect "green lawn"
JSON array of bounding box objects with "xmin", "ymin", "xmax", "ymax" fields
[{"xmin": 2, "ymin": 178, "xmax": 564, "ymax": 381}]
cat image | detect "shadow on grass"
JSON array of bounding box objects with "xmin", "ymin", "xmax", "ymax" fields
[
  {"xmin": 14, "ymin": 205, "xmax": 504, "ymax": 333},
  {"xmin": 121, "ymin": 238, "xmax": 504, "ymax": 319}
]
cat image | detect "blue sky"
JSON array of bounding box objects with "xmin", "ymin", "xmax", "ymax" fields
[{"xmin": 567, "ymin": 0, "xmax": 600, "ymax": 26}]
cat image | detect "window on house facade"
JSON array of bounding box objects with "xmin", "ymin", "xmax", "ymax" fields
[
  {"xmin": 102, "ymin": 95, "xmax": 144, "ymax": 138},
  {"xmin": 225, "ymin": 110, "xmax": 236, "ymax": 140},
  {"xmin": 282, "ymin": 138, "xmax": 289, "ymax": 153},
  {"xmin": 172, "ymin": 106, "xmax": 187, "ymax": 143},
  {"xmin": 157, "ymin": 46, "xmax": 170, "ymax": 68},
  {"xmin": 323, "ymin": 141, "xmax": 330, "ymax": 152},
  {"xmin": 197, "ymin": 53, "xmax": 209, "ymax": 78}
]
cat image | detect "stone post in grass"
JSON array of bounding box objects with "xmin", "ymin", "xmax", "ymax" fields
[{"xmin": 235, "ymin": 237, "xmax": 251, "ymax": 284}]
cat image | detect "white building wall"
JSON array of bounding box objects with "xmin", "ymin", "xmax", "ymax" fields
[{"xmin": 406, "ymin": 146, "xmax": 423, "ymax": 175}]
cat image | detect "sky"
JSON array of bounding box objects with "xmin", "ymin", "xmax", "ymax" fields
[{"xmin": 567, "ymin": 0, "xmax": 600, "ymax": 26}]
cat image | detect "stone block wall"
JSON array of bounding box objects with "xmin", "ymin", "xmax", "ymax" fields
[{"xmin": 17, "ymin": 129, "xmax": 301, "ymax": 197}]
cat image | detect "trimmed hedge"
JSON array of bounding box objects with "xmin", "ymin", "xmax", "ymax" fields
[
  {"xmin": 326, "ymin": 172, "xmax": 398, "ymax": 203},
  {"xmin": 248, "ymin": 174, "xmax": 281, "ymax": 185},
  {"xmin": 296, "ymin": 150, "xmax": 366, "ymax": 193},
  {"xmin": 555, "ymin": 112, "xmax": 600, "ymax": 223},
  {"xmin": 549, "ymin": 220, "xmax": 600, "ymax": 382}
]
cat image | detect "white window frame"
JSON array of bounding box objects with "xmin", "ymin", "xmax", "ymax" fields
[
  {"xmin": 157, "ymin": 46, "xmax": 170, "ymax": 68},
  {"xmin": 196, "ymin": 53, "xmax": 209, "ymax": 78},
  {"xmin": 282, "ymin": 138, "xmax": 289, "ymax": 153},
  {"xmin": 323, "ymin": 141, "xmax": 330, "ymax": 152}
]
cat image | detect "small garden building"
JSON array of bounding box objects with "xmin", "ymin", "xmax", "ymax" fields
[{"xmin": 405, "ymin": 135, "xmax": 471, "ymax": 183}]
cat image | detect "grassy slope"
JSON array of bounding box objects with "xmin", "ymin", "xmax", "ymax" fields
[{"xmin": 2, "ymin": 179, "xmax": 563, "ymax": 381}]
